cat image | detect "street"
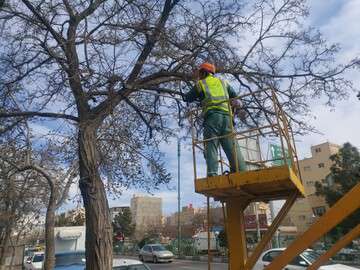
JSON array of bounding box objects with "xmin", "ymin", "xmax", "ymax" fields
[{"xmin": 145, "ymin": 260, "xmax": 228, "ymax": 270}]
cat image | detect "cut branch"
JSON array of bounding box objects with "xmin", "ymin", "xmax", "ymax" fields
[{"xmin": 0, "ymin": 112, "xmax": 79, "ymax": 122}]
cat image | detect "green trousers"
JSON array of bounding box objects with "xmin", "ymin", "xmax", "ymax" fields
[{"xmin": 203, "ymin": 111, "xmax": 246, "ymax": 176}]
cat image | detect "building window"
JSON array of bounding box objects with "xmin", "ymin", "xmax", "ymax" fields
[
  {"xmin": 318, "ymin": 163, "xmax": 325, "ymax": 168},
  {"xmin": 315, "ymin": 147, "xmax": 322, "ymax": 153},
  {"xmin": 313, "ymin": 206, "xmax": 326, "ymax": 216},
  {"xmin": 306, "ymin": 181, "xmax": 314, "ymax": 186},
  {"xmin": 325, "ymin": 176, "xmax": 334, "ymax": 186},
  {"xmin": 304, "ymin": 166, "xmax": 311, "ymax": 171}
]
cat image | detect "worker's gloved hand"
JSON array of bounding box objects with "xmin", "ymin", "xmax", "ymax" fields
[
  {"xmin": 235, "ymin": 109, "xmax": 247, "ymax": 121},
  {"xmin": 230, "ymin": 99, "xmax": 242, "ymax": 109},
  {"xmin": 231, "ymin": 99, "xmax": 246, "ymax": 121}
]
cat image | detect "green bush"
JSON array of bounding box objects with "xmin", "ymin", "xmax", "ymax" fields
[{"xmin": 138, "ymin": 236, "xmax": 158, "ymax": 249}]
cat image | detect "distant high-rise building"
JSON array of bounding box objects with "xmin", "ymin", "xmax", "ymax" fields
[
  {"xmin": 286, "ymin": 142, "xmax": 340, "ymax": 234},
  {"xmin": 167, "ymin": 204, "xmax": 201, "ymax": 226},
  {"xmin": 130, "ymin": 195, "xmax": 162, "ymax": 239}
]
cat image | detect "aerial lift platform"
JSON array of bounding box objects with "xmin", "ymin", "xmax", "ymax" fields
[{"xmin": 189, "ymin": 90, "xmax": 360, "ymax": 270}]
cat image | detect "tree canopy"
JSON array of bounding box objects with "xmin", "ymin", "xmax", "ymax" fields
[
  {"xmin": 316, "ymin": 142, "xmax": 360, "ymax": 240},
  {"xmin": 112, "ymin": 208, "xmax": 135, "ymax": 239}
]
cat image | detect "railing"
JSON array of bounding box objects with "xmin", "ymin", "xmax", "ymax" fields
[{"xmin": 188, "ymin": 89, "xmax": 301, "ymax": 180}]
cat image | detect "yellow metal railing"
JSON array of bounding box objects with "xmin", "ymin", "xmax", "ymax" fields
[
  {"xmin": 189, "ymin": 89, "xmax": 304, "ymax": 270},
  {"xmin": 189, "ymin": 89, "xmax": 301, "ymax": 180}
]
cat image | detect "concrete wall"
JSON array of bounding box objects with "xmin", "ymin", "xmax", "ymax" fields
[{"xmin": 54, "ymin": 226, "xmax": 85, "ymax": 253}]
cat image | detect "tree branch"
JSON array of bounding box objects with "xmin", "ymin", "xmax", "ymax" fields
[
  {"xmin": 56, "ymin": 162, "xmax": 78, "ymax": 208},
  {"xmin": 123, "ymin": 97, "xmax": 153, "ymax": 138},
  {"xmin": 21, "ymin": 0, "xmax": 65, "ymax": 47},
  {"xmin": 0, "ymin": 111, "xmax": 79, "ymax": 122},
  {"xmin": 17, "ymin": 164, "xmax": 55, "ymax": 190},
  {"xmin": 0, "ymin": 119, "xmax": 24, "ymax": 135},
  {"xmin": 126, "ymin": 0, "xmax": 178, "ymax": 83}
]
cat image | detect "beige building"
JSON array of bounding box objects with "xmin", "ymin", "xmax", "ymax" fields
[
  {"xmin": 167, "ymin": 204, "xmax": 201, "ymax": 226},
  {"xmin": 245, "ymin": 202, "xmax": 269, "ymax": 216},
  {"xmin": 130, "ymin": 195, "xmax": 162, "ymax": 239},
  {"xmin": 286, "ymin": 142, "xmax": 340, "ymax": 234}
]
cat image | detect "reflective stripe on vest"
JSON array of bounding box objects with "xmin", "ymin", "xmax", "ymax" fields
[{"xmin": 198, "ymin": 76, "xmax": 229, "ymax": 113}]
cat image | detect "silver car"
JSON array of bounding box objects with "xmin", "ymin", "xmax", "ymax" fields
[{"xmin": 139, "ymin": 244, "xmax": 174, "ymax": 263}]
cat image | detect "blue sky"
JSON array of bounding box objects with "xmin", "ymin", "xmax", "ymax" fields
[{"xmin": 58, "ymin": 1, "xmax": 360, "ymax": 216}]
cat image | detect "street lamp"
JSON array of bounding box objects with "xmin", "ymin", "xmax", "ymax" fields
[{"xmin": 177, "ymin": 139, "xmax": 181, "ymax": 256}]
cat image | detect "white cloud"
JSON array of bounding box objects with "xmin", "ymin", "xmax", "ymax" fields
[
  {"xmin": 29, "ymin": 122, "xmax": 51, "ymax": 137},
  {"xmin": 294, "ymin": 0, "xmax": 360, "ymax": 158},
  {"xmin": 319, "ymin": 0, "xmax": 360, "ymax": 62}
]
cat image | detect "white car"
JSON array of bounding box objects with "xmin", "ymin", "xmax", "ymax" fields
[
  {"xmin": 24, "ymin": 252, "xmax": 44, "ymax": 270},
  {"xmin": 113, "ymin": 258, "xmax": 151, "ymax": 270},
  {"xmin": 139, "ymin": 244, "xmax": 174, "ymax": 263},
  {"xmin": 254, "ymin": 248, "xmax": 358, "ymax": 270}
]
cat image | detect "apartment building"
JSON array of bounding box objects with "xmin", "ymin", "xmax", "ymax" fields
[
  {"xmin": 130, "ymin": 195, "xmax": 162, "ymax": 239},
  {"xmin": 286, "ymin": 142, "xmax": 340, "ymax": 234}
]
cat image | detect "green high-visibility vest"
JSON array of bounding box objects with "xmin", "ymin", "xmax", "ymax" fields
[{"xmin": 198, "ymin": 75, "xmax": 230, "ymax": 113}]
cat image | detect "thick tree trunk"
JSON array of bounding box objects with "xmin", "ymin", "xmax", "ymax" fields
[
  {"xmin": 78, "ymin": 125, "xmax": 113, "ymax": 270},
  {"xmin": 0, "ymin": 204, "xmax": 15, "ymax": 267},
  {"xmin": 0, "ymin": 225, "xmax": 12, "ymax": 267},
  {"xmin": 43, "ymin": 190, "xmax": 56, "ymax": 270}
]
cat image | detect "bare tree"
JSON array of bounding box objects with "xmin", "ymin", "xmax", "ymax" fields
[
  {"xmin": 0, "ymin": 143, "xmax": 44, "ymax": 265},
  {"xmin": 1, "ymin": 155, "xmax": 77, "ymax": 269},
  {"xmin": 0, "ymin": 124, "xmax": 78, "ymax": 270},
  {"xmin": 0, "ymin": 1, "xmax": 358, "ymax": 269},
  {"xmin": 15, "ymin": 160, "xmax": 78, "ymax": 270}
]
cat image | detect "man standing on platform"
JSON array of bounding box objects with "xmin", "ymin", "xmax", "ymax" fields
[{"xmin": 182, "ymin": 62, "xmax": 246, "ymax": 176}]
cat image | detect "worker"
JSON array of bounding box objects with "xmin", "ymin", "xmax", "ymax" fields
[{"xmin": 182, "ymin": 62, "xmax": 246, "ymax": 176}]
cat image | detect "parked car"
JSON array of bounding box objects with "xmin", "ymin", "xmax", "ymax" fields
[
  {"xmin": 113, "ymin": 258, "xmax": 151, "ymax": 270},
  {"xmin": 23, "ymin": 247, "xmax": 37, "ymax": 267},
  {"xmin": 139, "ymin": 244, "xmax": 174, "ymax": 263},
  {"xmin": 24, "ymin": 252, "xmax": 44, "ymax": 270},
  {"xmin": 54, "ymin": 251, "xmax": 151, "ymax": 270},
  {"xmin": 254, "ymin": 248, "xmax": 358, "ymax": 270}
]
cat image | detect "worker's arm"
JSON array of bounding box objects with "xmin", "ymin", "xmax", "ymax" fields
[
  {"xmin": 227, "ymin": 82, "xmax": 247, "ymax": 121},
  {"xmin": 182, "ymin": 83, "xmax": 204, "ymax": 102},
  {"xmin": 227, "ymin": 83, "xmax": 238, "ymax": 99}
]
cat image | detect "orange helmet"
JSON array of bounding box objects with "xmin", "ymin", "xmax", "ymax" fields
[{"xmin": 199, "ymin": 62, "xmax": 216, "ymax": 74}]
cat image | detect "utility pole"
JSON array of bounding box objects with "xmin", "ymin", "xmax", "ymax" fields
[
  {"xmin": 269, "ymin": 201, "xmax": 279, "ymax": 248},
  {"xmin": 177, "ymin": 139, "xmax": 181, "ymax": 256},
  {"xmin": 254, "ymin": 202, "xmax": 261, "ymax": 242}
]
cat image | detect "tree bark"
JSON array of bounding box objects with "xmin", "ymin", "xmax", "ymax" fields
[
  {"xmin": 78, "ymin": 125, "xmax": 113, "ymax": 270},
  {"xmin": 0, "ymin": 195, "xmax": 15, "ymax": 266},
  {"xmin": 43, "ymin": 188, "xmax": 56, "ymax": 270},
  {"xmin": 0, "ymin": 225, "xmax": 12, "ymax": 267}
]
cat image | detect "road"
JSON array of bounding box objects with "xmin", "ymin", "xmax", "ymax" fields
[
  {"xmin": 144, "ymin": 260, "xmax": 227, "ymax": 270},
  {"xmin": 118, "ymin": 256, "xmax": 360, "ymax": 270},
  {"xmin": 144, "ymin": 260, "xmax": 360, "ymax": 270}
]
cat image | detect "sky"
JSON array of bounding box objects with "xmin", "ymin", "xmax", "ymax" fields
[{"xmin": 60, "ymin": 0, "xmax": 360, "ymax": 216}]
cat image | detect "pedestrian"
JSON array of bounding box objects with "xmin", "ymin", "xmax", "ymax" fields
[{"xmin": 182, "ymin": 62, "xmax": 246, "ymax": 176}]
